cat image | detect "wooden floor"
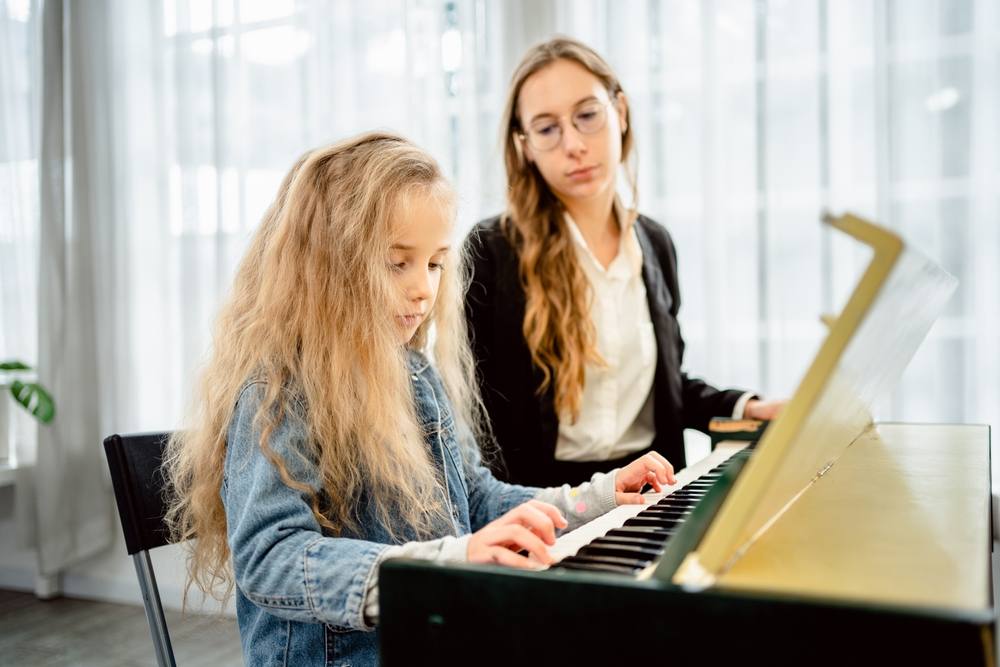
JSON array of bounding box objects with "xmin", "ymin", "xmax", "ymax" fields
[{"xmin": 0, "ymin": 589, "xmax": 244, "ymax": 666}]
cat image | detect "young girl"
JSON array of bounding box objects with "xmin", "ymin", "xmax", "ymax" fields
[
  {"xmin": 165, "ymin": 132, "xmax": 675, "ymax": 667},
  {"xmin": 465, "ymin": 38, "xmax": 782, "ymax": 487}
]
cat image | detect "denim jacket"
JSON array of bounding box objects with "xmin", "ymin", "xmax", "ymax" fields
[{"xmin": 222, "ymin": 351, "xmax": 540, "ymax": 666}]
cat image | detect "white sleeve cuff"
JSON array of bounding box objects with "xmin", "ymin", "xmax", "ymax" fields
[
  {"xmin": 362, "ymin": 534, "xmax": 472, "ymax": 625},
  {"xmin": 533, "ymin": 469, "xmax": 619, "ymax": 531},
  {"xmin": 732, "ymin": 392, "xmax": 757, "ymax": 419}
]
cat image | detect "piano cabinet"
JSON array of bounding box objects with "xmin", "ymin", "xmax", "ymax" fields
[{"xmin": 379, "ymin": 559, "xmax": 994, "ymax": 665}]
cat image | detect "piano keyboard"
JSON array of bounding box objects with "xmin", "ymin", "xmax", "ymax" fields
[{"xmin": 546, "ymin": 441, "xmax": 750, "ymax": 579}]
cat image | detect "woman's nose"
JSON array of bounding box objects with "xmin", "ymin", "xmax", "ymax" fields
[{"xmin": 561, "ymin": 123, "xmax": 587, "ymax": 155}]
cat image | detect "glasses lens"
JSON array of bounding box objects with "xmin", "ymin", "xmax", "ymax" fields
[
  {"xmin": 574, "ymin": 104, "xmax": 607, "ymax": 134},
  {"xmin": 529, "ymin": 125, "xmax": 561, "ymax": 151}
]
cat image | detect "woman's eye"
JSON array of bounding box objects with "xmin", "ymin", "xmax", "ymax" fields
[
  {"xmin": 536, "ymin": 124, "xmax": 558, "ymax": 136},
  {"xmin": 429, "ymin": 262, "xmax": 445, "ymax": 271},
  {"xmin": 390, "ymin": 262, "xmax": 406, "ymax": 272},
  {"xmin": 577, "ymin": 111, "xmax": 598, "ymax": 121}
]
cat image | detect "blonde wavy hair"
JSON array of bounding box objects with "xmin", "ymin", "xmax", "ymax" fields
[
  {"xmin": 499, "ymin": 37, "xmax": 637, "ymax": 422},
  {"xmin": 165, "ymin": 131, "xmax": 482, "ymax": 600}
]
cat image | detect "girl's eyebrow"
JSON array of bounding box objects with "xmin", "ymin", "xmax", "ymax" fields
[
  {"xmin": 391, "ymin": 244, "xmax": 451, "ymax": 252},
  {"xmin": 527, "ymin": 95, "xmax": 601, "ymax": 125}
]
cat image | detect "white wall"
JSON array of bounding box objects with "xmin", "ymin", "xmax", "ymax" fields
[{"xmin": 0, "ymin": 480, "xmax": 231, "ymax": 614}]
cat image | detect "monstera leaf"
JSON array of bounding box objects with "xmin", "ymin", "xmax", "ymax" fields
[{"xmin": 1, "ymin": 361, "xmax": 56, "ymax": 424}]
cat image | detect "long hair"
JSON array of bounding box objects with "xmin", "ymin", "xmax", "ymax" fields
[
  {"xmin": 164, "ymin": 131, "xmax": 482, "ymax": 600},
  {"xmin": 499, "ymin": 36, "xmax": 637, "ymax": 422}
]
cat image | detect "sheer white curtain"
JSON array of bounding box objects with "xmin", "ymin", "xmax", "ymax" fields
[
  {"xmin": 113, "ymin": 0, "xmax": 509, "ymax": 433},
  {"xmin": 0, "ymin": 0, "xmax": 40, "ymax": 468},
  {"xmin": 5, "ymin": 0, "xmax": 997, "ymax": 587},
  {"xmin": 553, "ymin": 0, "xmax": 1000, "ymax": 436},
  {"xmin": 4, "ymin": 0, "xmax": 513, "ymax": 585}
]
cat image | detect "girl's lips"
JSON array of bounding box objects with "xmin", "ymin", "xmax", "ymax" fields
[{"xmin": 396, "ymin": 314, "xmax": 424, "ymax": 327}]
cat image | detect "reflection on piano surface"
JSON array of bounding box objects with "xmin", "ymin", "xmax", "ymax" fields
[{"xmin": 379, "ymin": 214, "xmax": 995, "ymax": 666}]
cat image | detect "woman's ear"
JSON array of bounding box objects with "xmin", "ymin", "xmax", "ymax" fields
[
  {"xmin": 616, "ymin": 91, "xmax": 628, "ymax": 134},
  {"xmin": 515, "ymin": 133, "xmax": 534, "ymax": 165}
]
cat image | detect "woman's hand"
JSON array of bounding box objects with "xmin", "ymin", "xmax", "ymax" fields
[
  {"xmin": 743, "ymin": 398, "xmax": 785, "ymax": 420},
  {"xmin": 467, "ymin": 499, "xmax": 568, "ymax": 569},
  {"xmin": 614, "ymin": 452, "xmax": 677, "ymax": 505}
]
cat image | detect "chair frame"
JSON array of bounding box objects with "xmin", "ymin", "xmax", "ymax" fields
[{"xmin": 103, "ymin": 431, "xmax": 177, "ymax": 667}]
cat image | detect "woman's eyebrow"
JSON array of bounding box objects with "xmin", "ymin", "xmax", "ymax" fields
[{"xmin": 527, "ymin": 95, "xmax": 601, "ymax": 125}]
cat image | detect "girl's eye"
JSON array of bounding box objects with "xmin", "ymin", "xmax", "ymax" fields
[
  {"xmin": 576, "ymin": 111, "xmax": 598, "ymax": 121},
  {"xmin": 536, "ymin": 124, "xmax": 558, "ymax": 136},
  {"xmin": 390, "ymin": 262, "xmax": 406, "ymax": 272},
  {"xmin": 429, "ymin": 262, "xmax": 445, "ymax": 271}
]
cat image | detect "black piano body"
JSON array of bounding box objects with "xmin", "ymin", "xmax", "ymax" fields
[{"xmin": 379, "ymin": 556, "xmax": 994, "ymax": 665}]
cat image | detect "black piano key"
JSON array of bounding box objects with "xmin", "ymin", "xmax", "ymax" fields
[
  {"xmin": 577, "ymin": 544, "xmax": 661, "ymax": 561},
  {"xmin": 561, "ymin": 554, "xmax": 652, "ymax": 569},
  {"xmin": 606, "ymin": 526, "xmax": 674, "ymax": 539},
  {"xmin": 655, "ymin": 500, "xmax": 698, "ymax": 510},
  {"xmin": 623, "ymin": 516, "xmax": 683, "ymax": 529},
  {"xmin": 637, "ymin": 507, "xmax": 688, "ymax": 518},
  {"xmin": 590, "ymin": 535, "xmax": 665, "ymax": 550},
  {"xmin": 658, "ymin": 493, "xmax": 701, "ymax": 502},
  {"xmin": 642, "ymin": 501, "xmax": 697, "ymax": 514}
]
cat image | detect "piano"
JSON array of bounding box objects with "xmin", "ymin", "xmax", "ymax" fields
[{"xmin": 379, "ymin": 214, "xmax": 995, "ymax": 666}]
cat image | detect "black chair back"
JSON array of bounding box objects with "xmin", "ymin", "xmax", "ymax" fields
[{"xmin": 103, "ymin": 431, "xmax": 177, "ymax": 667}]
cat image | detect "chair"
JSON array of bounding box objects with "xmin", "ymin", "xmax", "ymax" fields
[{"xmin": 103, "ymin": 432, "xmax": 177, "ymax": 667}]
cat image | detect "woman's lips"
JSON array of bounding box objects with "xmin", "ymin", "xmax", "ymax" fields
[{"xmin": 567, "ymin": 165, "xmax": 598, "ymax": 181}]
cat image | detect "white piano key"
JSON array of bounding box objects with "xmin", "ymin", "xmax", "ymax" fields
[{"xmin": 547, "ymin": 441, "xmax": 749, "ymax": 565}]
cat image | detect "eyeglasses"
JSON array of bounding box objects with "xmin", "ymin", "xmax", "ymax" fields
[{"xmin": 517, "ymin": 100, "xmax": 613, "ymax": 152}]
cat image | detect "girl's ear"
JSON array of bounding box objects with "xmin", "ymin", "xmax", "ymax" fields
[{"xmin": 616, "ymin": 91, "xmax": 628, "ymax": 134}]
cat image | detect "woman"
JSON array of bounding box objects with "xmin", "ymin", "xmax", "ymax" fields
[{"xmin": 465, "ymin": 37, "xmax": 780, "ymax": 487}]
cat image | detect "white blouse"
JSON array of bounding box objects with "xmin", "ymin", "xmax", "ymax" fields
[
  {"xmin": 554, "ymin": 212, "xmax": 657, "ymax": 462},
  {"xmin": 554, "ymin": 212, "xmax": 755, "ymax": 463}
]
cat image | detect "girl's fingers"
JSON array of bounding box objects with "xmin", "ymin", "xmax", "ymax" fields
[
  {"xmin": 494, "ymin": 524, "xmax": 553, "ymax": 564},
  {"xmin": 487, "ymin": 546, "xmax": 537, "ymax": 569},
  {"xmin": 645, "ymin": 470, "xmax": 663, "ymax": 493},
  {"xmin": 491, "ymin": 502, "xmax": 562, "ymax": 544},
  {"xmin": 644, "ymin": 452, "xmax": 676, "ymax": 486},
  {"xmin": 615, "ymin": 492, "xmax": 645, "ymax": 506},
  {"xmin": 526, "ymin": 499, "xmax": 568, "ymax": 530},
  {"xmin": 508, "ymin": 503, "xmax": 559, "ymax": 544}
]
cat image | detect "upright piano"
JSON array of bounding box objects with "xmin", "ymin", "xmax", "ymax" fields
[{"xmin": 380, "ymin": 214, "xmax": 995, "ymax": 666}]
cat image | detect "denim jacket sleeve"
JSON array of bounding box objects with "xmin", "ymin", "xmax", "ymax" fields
[
  {"xmin": 458, "ymin": 428, "xmax": 539, "ymax": 531},
  {"xmin": 223, "ymin": 382, "xmax": 389, "ymax": 632}
]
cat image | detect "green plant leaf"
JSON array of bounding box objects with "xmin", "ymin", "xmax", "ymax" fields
[
  {"xmin": 10, "ymin": 380, "xmax": 55, "ymax": 424},
  {"xmin": 0, "ymin": 361, "xmax": 32, "ymax": 371}
]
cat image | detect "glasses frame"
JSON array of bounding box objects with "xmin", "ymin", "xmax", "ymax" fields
[{"xmin": 517, "ymin": 98, "xmax": 617, "ymax": 152}]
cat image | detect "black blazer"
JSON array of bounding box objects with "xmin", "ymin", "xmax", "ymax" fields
[{"xmin": 464, "ymin": 214, "xmax": 750, "ymax": 487}]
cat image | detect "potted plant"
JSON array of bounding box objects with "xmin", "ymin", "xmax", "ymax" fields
[{"xmin": 0, "ymin": 360, "xmax": 55, "ymax": 462}]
